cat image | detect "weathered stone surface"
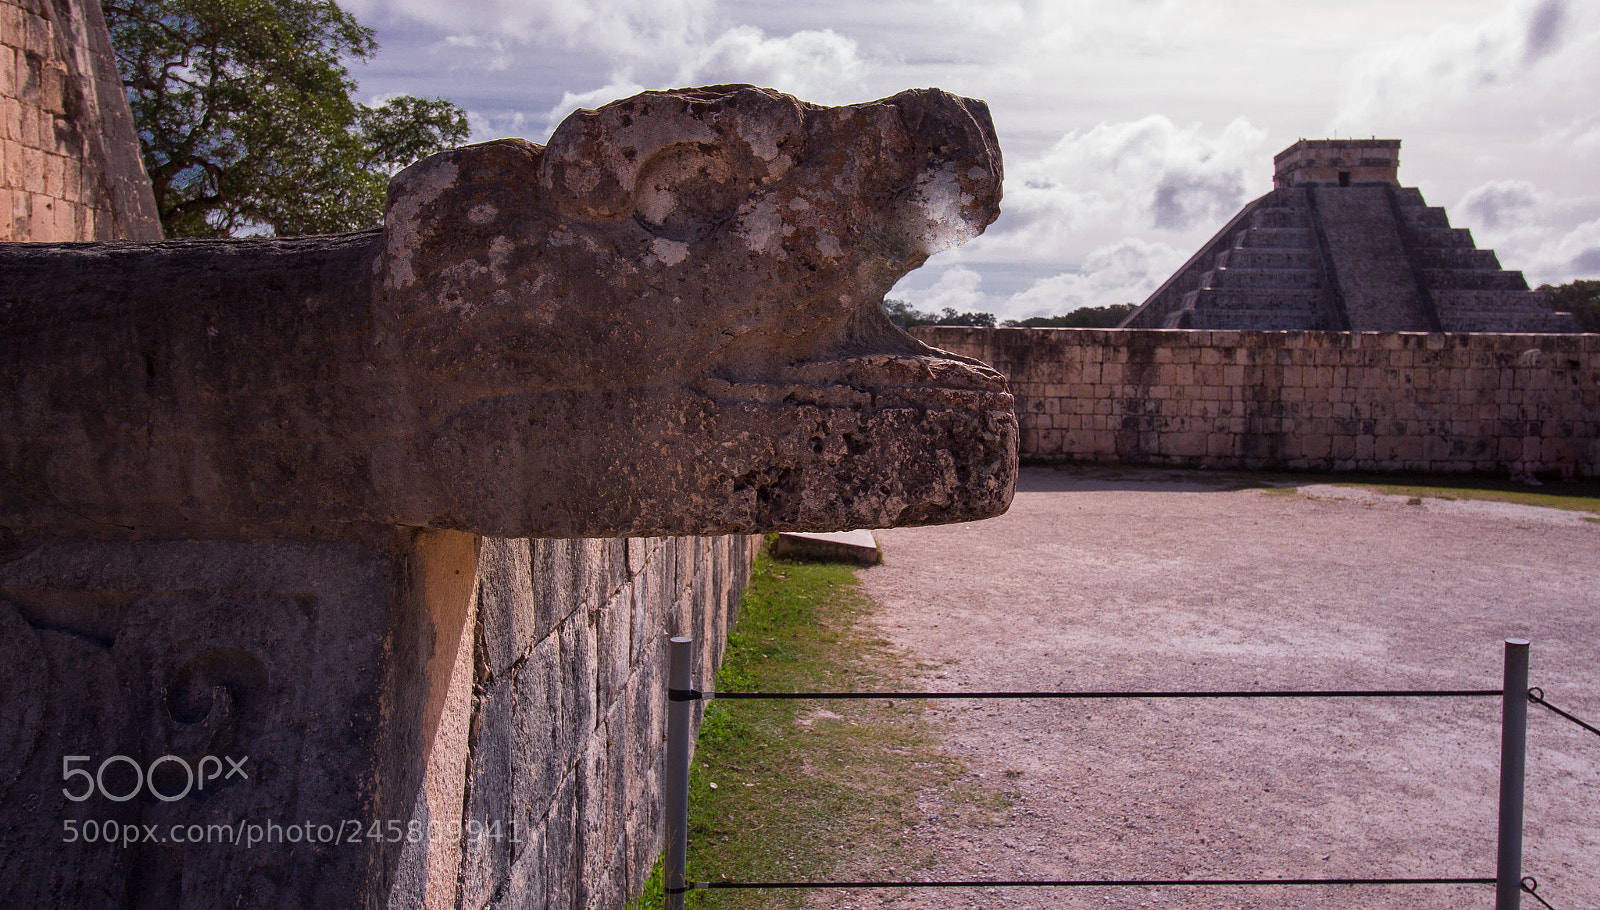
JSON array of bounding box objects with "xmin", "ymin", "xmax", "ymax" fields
[
  {"xmin": 0, "ymin": 526, "xmax": 759, "ymax": 910},
  {"xmin": 916, "ymin": 327, "xmax": 1600, "ymax": 477},
  {"xmin": 0, "ymin": 85, "xmax": 1017, "ymax": 541},
  {"xmin": 0, "ymin": 536, "xmax": 403, "ymax": 909}
]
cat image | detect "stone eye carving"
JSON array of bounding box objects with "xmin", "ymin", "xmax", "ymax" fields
[{"xmin": 165, "ymin": 647, "xmax": 266, "ymax": 729}]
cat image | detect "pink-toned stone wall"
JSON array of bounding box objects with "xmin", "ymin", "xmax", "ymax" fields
[
  {"xmin": 1, "ymin": 0, "xmax": 159, "ymax": 240},
  {"xmin": 915, "ymin": 327, "xmax": 1600, "ymax": 477}
]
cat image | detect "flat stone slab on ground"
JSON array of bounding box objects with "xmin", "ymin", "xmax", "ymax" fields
[{"xmin": 773, "ymin": 530, "xmax": 882, "ymax": 565}]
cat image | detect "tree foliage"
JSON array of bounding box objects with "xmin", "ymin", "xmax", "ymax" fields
[
  {"xmin": 1002, "ymin": 303, "xmax": 1136, "ymax": 328},
  {"xmin": 883, "ymin": 299, "xmax": 1142, "ymax": 330},
  {"xmin": 883, "ymin": 299, "xmax": 997, "ymax": 328},
  {"xmin": 105, "ymin": 0, "xmax": 470, "ymax": 237},
  {"xmin": 1539, "ymin": 279, "xmax": 1600, "ymax": 332}
]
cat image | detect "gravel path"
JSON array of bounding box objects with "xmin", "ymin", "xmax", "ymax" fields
[{"xmin": 851, "ymin": 465, "xmax": 1599, "ymax": 910}]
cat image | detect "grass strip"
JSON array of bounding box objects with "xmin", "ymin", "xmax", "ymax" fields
[
  {"xmin": 1327, "ymin": 479, "xmax": 1600, "ymax": 515},
  {"xmin": 627, "ymin": 540, "xmax": 962, "ymax": 909}
]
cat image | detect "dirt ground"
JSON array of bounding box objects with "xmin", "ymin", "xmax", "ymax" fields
[{"xmin": 845, "ymin": 465, "xmax": 1599, "ymax": 910}]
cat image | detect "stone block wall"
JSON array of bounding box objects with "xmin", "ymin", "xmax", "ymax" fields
[
  {"xmin": 1, "ymin": 0, "xmax": 160, "ymax": 240},
  {"xmin": 452, "ymin": 534, "xmax": 758, "ymax": 910},
  {"xmin": 0, "ymin": 531, "xmax": 756, "ymax": 910},
  {"xmin": 915, "ymin": 327, "xmax": 1600, "ymax": 476}
]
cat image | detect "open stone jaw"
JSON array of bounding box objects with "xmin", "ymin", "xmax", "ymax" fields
[{"xmin": 0, "ymin": 84, "xmax": 1015, "ymax": 541}]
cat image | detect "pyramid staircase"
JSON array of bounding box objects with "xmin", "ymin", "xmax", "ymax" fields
[
  {"xmin": 1153, "ymin": 189, "xmax": 1332, "ymax": 331},
  {"xmin": 1392, "ymin": 188, "xmax": 1577, "ymax": 333},
  {"xmin": 1124, "ymin": 162, "xmax": 1578, "ymax": 333}
]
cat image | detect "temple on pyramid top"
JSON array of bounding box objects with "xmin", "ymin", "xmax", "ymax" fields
[
  {"xmin": 1121, "ymin": 138, "xmax": 1579, "ymax": 332},
  {"xmin": 1273, "ymin": 138, "xmax": 1400, "ymax": 188}
]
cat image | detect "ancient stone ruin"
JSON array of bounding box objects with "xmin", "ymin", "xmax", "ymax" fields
[
  {"xmin": 1123, "ymin": 139, "xmax": 1580, "ymax": 332},
  {"xmin": 1, "ymin": 0, "xmax": 159, "ymax": 241},
  {"xmin": 0, "ymin": 76, "xmax": 1017, "ymax": 909},
  {"xmin": 1, "ymin": 86, "xmax": 1016, "ymax": 540}
]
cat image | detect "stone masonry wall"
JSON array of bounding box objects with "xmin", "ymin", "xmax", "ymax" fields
[
  {"xmin": 915, "ymin": 327, "xmax": 1600, "ymax": 477},
  {"xmin": 0, "ymin": 532, "xmax": 756, "ymax": 910},
  {"xmin": 454, "ymin": 534, "xmax": 758, "ymax": 910},
  {"xmin": 1, "ymin": 0, "xmax": 160, "ymax": 240}
]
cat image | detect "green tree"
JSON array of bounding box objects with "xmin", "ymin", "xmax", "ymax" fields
[
  {"xmin": 1539, "ymin": 279, "xmax": 1600, "ymax": 332},
  {"xmin": 1003, "ymin": 303, "xmax": 1136, "ymax": 328},
  {"xmin": 882, "ymin": 299, "xmax": 997, "ymax": 329},
  {"xmin": 105, "ymin": 0, "xmax": 470, "ymax": 237}
]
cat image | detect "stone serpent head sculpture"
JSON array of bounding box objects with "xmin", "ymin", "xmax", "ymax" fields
[{"xmin": 0, "ymin": 85, "xmax": 1016, "ymax": 540}]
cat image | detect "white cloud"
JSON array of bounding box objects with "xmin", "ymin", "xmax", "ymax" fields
[
  {"xmin": 1533, "ymin": 217, "xmax": 1600, "ymax": 279},
  {"xmin": 893, "ymin": 238, "xmax": 1186, "ymax": 323},
  {"xmin": 462, "ymin": 109, "xmax": 539, "ymax": 143},
  {"xmin": 1536, "ymin": 115, "xmax": 1600, "ymax": 153},
  {"xmin": 1450, "ymin": 179, "xmax": 1600, "ymax": 285},
  {"xmin": 893, "ymin": 267, "xmax": 991, "ymax": 315},
  {"xmin": 680, "ymin": 27, "xmax": 867, "ymax": 104},
  {"xmin": 345, "ymin": 0, "xmax": 715, "ymax": 58},
  {"xmin": 438, "ymin": 33, "xmax": 515, "ymax": 72},
  {"xmin": 1004, "ymin": 238, "xmax": 1185, "ymax": 319},
  {"xmin": 1458, "ymin": 179, "xmax": 1541, "ymax": 231},
  {"xmin": 1497, "ymin": 216, "xmax": 1600, "ymax": 286},
  {"xmin": 971, "ymin": 114, "xmax": 1267, "ymax": 266},
  {"xmin": 542, "ymin": 79, "xmax": 650, "ymax": 135},
  {"xmin": 1333, "ymin": 0, "xmax": 1590, "ymax": 127}
]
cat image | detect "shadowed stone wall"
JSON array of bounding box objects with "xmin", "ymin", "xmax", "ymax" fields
[
  {"xmin": 423, "ymin": 534, "xmax": 758, "ymax": 910},
  {"xmin": 0, "ymin": 531, "xmax": 755, "ymax": 909},
  {"xmin": 0, "ymin": 0, "xmax": 159, "ymax": 240},
  {"xmin": 917, "ymin": 327, "xmax": 1600, "ymax": 477}
]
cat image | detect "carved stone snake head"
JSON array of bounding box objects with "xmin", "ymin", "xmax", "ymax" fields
[{"xmin": 379, "ymin": 85, "xmax": 1016, "ymax": 537}]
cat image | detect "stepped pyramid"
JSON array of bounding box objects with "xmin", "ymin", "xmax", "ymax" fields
[{"xmin": 1121, "ymin": 139, "xmax": 1579, "ymax": 332}]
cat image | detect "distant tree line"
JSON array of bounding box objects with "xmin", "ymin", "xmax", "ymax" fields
[
  {"xmin": 1540, "ymin": 279, "xmax": 1600, "ymax": 332},
  {"xmin": 1004, "ymin": 304, "xmax": 1137, "ymax": 327},
  {"xmin": 883, "ymin": 300, "xmax": 1136, "ymax": 330}
]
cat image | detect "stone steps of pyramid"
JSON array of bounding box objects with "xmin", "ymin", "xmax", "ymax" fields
[
  {"xmin": 1201, "ymin": 266, "xmax": 1322, "ymax": 290},
  {"xmin": 1399, "ymin": 206, "xmax": 1451, "ymax": 228},
  {"xmin": 1422, "ymin": 269, "xmax": 1529, "ymax": 291},
  {"xmin": 1249, "ymin": 207, "xmax": 1313, "ymax": 229},
  {"xmin": 1239, "ymin": 227, "xmax": 1315, "ymax": 249},
  {"xmin": 1188, "ymin": 288, "xmax": 1327, "ymax": 310},
  {"xmin": 1440, "ymin": 311, "xmax": 1582, "ymax": 333},
  {"xmin": 1413, "ymin": 247, "xmax": 1502, "ymax": 270},
  {"xmin": 1214, "ymin": 247, "xmax": 1317, "ymax": 270},
  {"xmin": 1178, "ymin": 307, "xmax": 1323, "ymax": 330},
  {"xmin": 1408, "ymin": 225, "xmax": 1477, "ymax": 248},
  {"xmin": 1123, "ymin": 145, "xmax": 1578, "ymax": 332},
  {"xmin": 1432, "ymin": 289, "xmax": 1563, "ymax": 313}
]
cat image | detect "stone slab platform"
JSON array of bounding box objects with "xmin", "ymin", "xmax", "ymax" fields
[{"xmin": 772, "ymin": 529, "xmax": 882, "ymax": 565}]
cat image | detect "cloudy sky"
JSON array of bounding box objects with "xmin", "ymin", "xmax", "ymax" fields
[{"xmin": 342, "ymin": 0, "xmax": 1600, "ymax": 322}]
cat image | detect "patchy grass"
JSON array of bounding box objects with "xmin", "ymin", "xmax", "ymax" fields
[
  {"xmin": 1231, "ymin": 468, "xmax": 1600, "ymax": 516},
  {"xmin": 626, "ymin": 541, "xmax": 964, "ymax": 909},
  {"xmin": 1326, "ymin": 478, "xmax": 1600, "ymax": 515}
]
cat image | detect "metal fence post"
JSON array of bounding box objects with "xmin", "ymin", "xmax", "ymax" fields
[
  {"xmin": 1496, "ymin": 637, "xmax": 1529, "ymax": 910},
  {"xmin": 664, "ymin": 636, "xmax": 694, "ymax": 910}
]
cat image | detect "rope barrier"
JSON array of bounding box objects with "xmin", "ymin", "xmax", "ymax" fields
[
  {"xmin": 673, "ymin": 875, "xmax": 1496, "ymax": 892},
  {"xmin": 660, "ymin": 637, "xmax": 1544, "ymax": 910},
  {"xmin": 669, "ymin": 687, "xmax": 1502, "ymax": 702},
  {"xmin": 1529, "ymin": 688, "xmax": 1600, "ymax": 739},
  {"xmin": 1521, "ymin": 876, "xmax": 1557, "ymax": 910}
]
